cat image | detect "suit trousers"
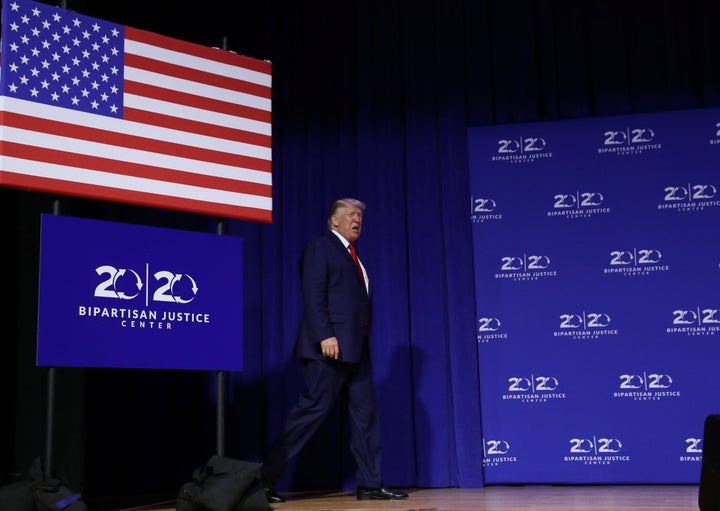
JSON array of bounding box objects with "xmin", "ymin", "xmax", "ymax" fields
[{"xmin": 261, "ymin": 350, "xmax": 382, "ymax": 488}]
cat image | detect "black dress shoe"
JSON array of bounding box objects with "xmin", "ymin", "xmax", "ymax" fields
[
  {"xmin": 357, "ymin": 487, "xmax": 409, "ymax": 500},
  {"xmin": 264, "ymin": 487, "xmax": 285, "ymax": 504},
  {"xmin": 260, "ymin": 478, "xmax": 286, "ymax": 503}
]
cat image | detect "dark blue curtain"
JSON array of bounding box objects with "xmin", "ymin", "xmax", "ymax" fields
[{"xmin": 4, "ymin": 0, "xmax": 720, "ymax": 504}]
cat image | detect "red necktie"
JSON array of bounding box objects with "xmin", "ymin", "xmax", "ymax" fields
[{"xmin": 348, "ymin": 244, "xmax": 364, "ymax": 281}]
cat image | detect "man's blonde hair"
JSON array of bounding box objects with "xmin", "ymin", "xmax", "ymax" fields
[{"xmin": 327, "ymin": 198, "xmax": 366, "ymax": 230}]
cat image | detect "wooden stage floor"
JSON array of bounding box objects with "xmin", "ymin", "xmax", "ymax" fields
[{"xmin": 119, "ymin": 484, "xmax": 701, "ymax": 511}]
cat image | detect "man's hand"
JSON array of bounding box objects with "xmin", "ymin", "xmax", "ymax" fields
[{"xmin": 320, "ymin": 337, "xmax": 340, "ymax": 359}]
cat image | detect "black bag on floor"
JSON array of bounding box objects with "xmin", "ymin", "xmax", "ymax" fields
[
  {"xmin": 176, "ymin": 456, "xmax": 270, "ymax": 511},
  {"xmin": 33, "ymin": 478, "xmax": 87, "ymax": 511},
  {"xmin": 0, "ymin": 457, "xmax": 87, "ymax": 511},
  {"xmin": 0, "ymin": 470, "xmax": 35, "ymax": 511}
]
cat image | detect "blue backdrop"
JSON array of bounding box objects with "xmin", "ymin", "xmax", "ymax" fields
[{"xmin": 469, "ymin": 107, "xmax": 720, "ymax": 483}]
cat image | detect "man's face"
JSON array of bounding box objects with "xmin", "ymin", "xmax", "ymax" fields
[{"xmin": 332, "ymin": 205, "xmax": 363, "ymax": 243}]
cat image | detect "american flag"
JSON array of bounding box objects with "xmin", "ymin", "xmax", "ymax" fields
[{"xmin": 0, "ymin": 0, "xmax": 272, "ymax": 222}]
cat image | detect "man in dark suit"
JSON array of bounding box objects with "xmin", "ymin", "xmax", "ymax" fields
[{"xmin": 259, "ymin": 198, "xmax": 408, "ymax": 502}]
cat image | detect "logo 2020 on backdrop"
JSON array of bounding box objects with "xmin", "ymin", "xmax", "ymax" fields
[
  {"xmin": 37, "ymin": 214, "xmax": 244, "ymax": 371},
  {"xmin": 468, "ymin": 107, "xmax": 720, "ymax": 484}
]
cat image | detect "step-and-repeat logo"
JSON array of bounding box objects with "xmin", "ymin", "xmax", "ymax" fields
[
  {"xmin": 564, "ymin": 435, "xmax": 630, "ymax": 465},
  {"xmin": 78, "ymin": 264, "xmax": 208, "ymax": 329},
  {"xmin": 709, "ymin": 121, "xmax": 720, "ymax": 146},
  {"xmin": 667, "ymin": 307, "xmax": 720, "ymax": 336},
  {"xmin": 495, "ymin": 253, "xmax": 558, "ymax": 281},
  {"xmin": 681, "ymin": 437, "xmax": 702, "ymax": 463},
  {"xmin": 477, "ymin": 316, "xmax": 508, "ymax": 343},
  {"xmin": 553, "ymin": 311, "xmax": 618, "ymax": 341},
  {"xmin": 612, "ymin": 371, "xmax": 680, "ymax": 401},
  {"xmin": 597, "ymin": 127, "xmax": 661, "ymax": 156},
  {"xmin": 603, "ymin": 248, "xmax": 669, "ymax": 276},
  {"xmin": 490, "ymin": 136, "xmax": 553, "ymax": 164},
  {"xmin": 547, "ymin": 191, "xmax": 611, "ymax": 219},
  {"xmin": 471, "ymin": 196, "xmax": 503, "ymax": 223},
  {"xmin": 501, "ymin": 374, "xmax": 566, "ymax": 403},
  {"xmin": 658, "ymin": 183, "xmax": 720, "ymax": 212},
  {"xmin": 482, "ymin": 438, "xmax": 518, "ymax": 467}
]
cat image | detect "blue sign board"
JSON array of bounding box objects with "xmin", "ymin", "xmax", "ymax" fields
[{"xmin": 37, "ymin": 214, "xmax": 244, "ymax": 370}]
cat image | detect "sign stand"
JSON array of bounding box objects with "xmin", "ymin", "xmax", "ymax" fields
[
  {"xmin": 213, "ymin": 36, "xmax": 230, "ymax": 459},
  {"xmin": 216, "ymin": 217, "xmax": 226, "ymax": 456},
  {"xmin": 44, "ymin": 198, "xmax": 61, "ymax": 479},
  {"xmin": 44, "ymin": 366, "xmax": 56, "ymax": 478}
]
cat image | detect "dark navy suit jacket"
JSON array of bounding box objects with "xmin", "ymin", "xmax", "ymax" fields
[{"xmin": 293, "ymin": 231, "xmax": 371, "ymax": 363}]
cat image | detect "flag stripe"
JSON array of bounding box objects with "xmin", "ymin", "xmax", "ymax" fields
[
  {"xmin": 0, "ymin": 116, "xmax": 271, "ymax": 191},
  {"xmin": 125, "ymin": 53, "xmax": 271, "ymax": 102},
  {"xmin": 123, "ymin": 106, "xmax": 270, "ymax": 150},
  {"xmin": 0, "ymin": 171, "xmax": 272, "ymax": 222},
  {"xmin": 1, "ymin": 141, "xmax": 272, "ymax": 197},
  {"xmin": 0, "ymin": 155, "xmax": 271, "ymax": 210},
  {"xmin": 125, "ymin": 80, "xmax": 271, "ymax": 126},
  {"xmin": 125, "ymin": 26, "xmax": 272, "ymax": 83},
  {"xmin": 2, "ymin": 101, "xmax": 272, "ymax": 174},
  {"xmin": 124, "ymin": 66, "xmax": 271, "ymax": 116},
  {"xmin": 124, "ymin": 92, "xmax": 271, "ymax": 141}
]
